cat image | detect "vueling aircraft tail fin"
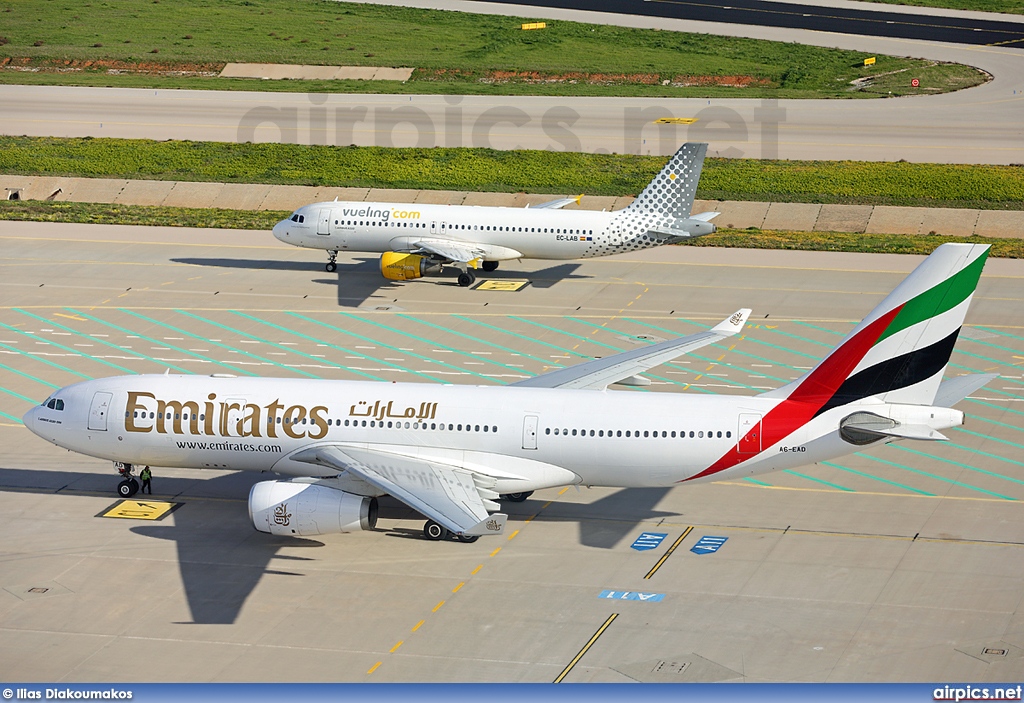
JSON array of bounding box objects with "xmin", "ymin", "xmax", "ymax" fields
[
  {"xmin": 624, "ymin": 143, "xmax": 707, "ymax": 220},
  {"xmin": 759, "ymin": 243, "xmax": 990, "ymax": 413}
]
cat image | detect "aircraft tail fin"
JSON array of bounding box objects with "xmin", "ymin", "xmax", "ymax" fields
[
  {"xmin": 624, "ymin": 143, "xmax": 707, "ymax": 220},
  {"xmin": 760, "ymin": 243, "xmax": 990, "ymax": 412}
]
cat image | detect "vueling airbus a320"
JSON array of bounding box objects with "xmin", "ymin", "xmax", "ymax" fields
[
  {"xmin": 24, "ymin": 244, "xmax": 993, "ymax": 542},
  {"xmin": 272, "ymin": 143, "xmax": 719, "ymax": 286}
]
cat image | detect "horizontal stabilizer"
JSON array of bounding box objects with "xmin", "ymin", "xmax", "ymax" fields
[
  {"xmin": 874, "ymin": 424, "xmax": 949, "ymax": 441},
  {"xmin": 934, "ymin": 373, "xmax": 998, "ymax": 407},
  {"xmin": 690, "ymin": 211, "xmax": 720, "ymax": 221},
  {"xmin": 649, "ymin": 218, "xmax": 716, "ymax": 239},
  {"xmin": 842, "ymin": 414, "xmax": 949, "ymax": 442}
]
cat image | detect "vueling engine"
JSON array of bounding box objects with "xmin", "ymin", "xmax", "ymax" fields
[
  {"xmin": 380, "ymin": 252, "xmax": 443, "ymax": 281},
  {"xmin": 249, "ymin": 481, "xmax": 378, "ymax": 536}
]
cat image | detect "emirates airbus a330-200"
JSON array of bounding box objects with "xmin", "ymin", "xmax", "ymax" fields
[
  {"xmin": 24, "ymin": 244, "xmax": 994, "ymax": 542},
  {"xmin": 271, "ymin": 143, "xmax": 719, "ymax": 286}
]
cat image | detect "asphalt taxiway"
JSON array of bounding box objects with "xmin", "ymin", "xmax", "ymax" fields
[{"xmin": 1, "ymin": 220, "xmax": 1023, "ymax": 682}]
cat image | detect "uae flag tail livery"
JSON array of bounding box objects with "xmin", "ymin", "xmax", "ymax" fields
[{"xmin": 688, "ymin": 243, "xmax": 994, "ymax": 483}]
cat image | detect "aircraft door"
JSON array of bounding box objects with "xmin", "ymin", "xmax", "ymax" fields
[
  {"xmin": 88, "ymin": 391, "xmax": 113, "ymax": 431},
  {"xmin": 522, "ymin": 415, "xmax": 538, "ymax": 450},
  {"xmin": 317, "ymin": 208, "xmax": 331, "ymax": 235},
  {"xmin": 737, "ymin": 413, "xmax": 762, "ymax": 454}
]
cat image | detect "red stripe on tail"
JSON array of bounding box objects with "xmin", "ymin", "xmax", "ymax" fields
[{"xmin": 684, "ymin": 305, "xmax": 902, "ymax": 482}]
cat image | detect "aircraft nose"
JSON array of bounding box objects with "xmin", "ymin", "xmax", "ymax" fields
[
  {"xmin": 22, "ymin": 405, "xmax": 41, "ymax": 436},
  {"xmin": 272, "ymin": 220, "xmax": 289, "ymax": 242}
]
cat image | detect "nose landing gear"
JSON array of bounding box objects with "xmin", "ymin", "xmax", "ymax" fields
[
  {"xmin": 326, "ymin": 250, "xmax": 338, "ymax": 273},
  {"xmin": 115, "ymin": 462, "xmax": 139, "ymax": 497}
]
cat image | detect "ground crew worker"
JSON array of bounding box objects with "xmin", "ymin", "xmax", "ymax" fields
[{"xmin": 140, "ymin": 466, "xmax": 152, "ymax": 494}]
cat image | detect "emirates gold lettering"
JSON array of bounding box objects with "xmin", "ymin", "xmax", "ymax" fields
[
  {"xmin": 308, "ymin": 405, "xmax": 329, "ymax": 440},
  {"xmin": 282, "ymin": 405, "xmax": 307, "ymax": 439},
  {"xmin": 204, "ymin": 394, "xmax": 216, "ymax": 436},
  {"xmin": 125, "ymin": 391, "xmax": 330, "ymax": 441},
  {"xmin": 126, "ymin": 391, "xmax": 156, "ymax": 433}
]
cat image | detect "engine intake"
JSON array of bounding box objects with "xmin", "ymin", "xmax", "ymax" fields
[
  {"xmin": 249, "ymin": 481, "xmax": 378, "ymax": 536},
  {"xmin": 380, "ymin": 252, "xmax": 443, "ymax": 281}
]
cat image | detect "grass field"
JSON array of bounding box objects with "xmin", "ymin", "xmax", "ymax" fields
[
  {"xmin": 2, "ymin": 137, "xmax": 1023, "ymax": 210},
  {"xmin": 2, "ymin": 200, "xmax": 1019, "ymax": 257},
  {"xmin": 0, "ymin": 0, "xmax": 988, "ymax": 98},
  {"xmin": 861, "ymin": 0, "xmax": 1024, "ymax": 13}
]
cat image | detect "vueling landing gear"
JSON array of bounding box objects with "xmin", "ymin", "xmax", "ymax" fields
[
  {"xmin": 326, "ymin": 250, "xmax": 338, "ymax": 273},
  {"xmin": 457, "ymin": 270, "xmax": 476, "ymax": 288},
  {"xmin": 500, "ymin": 491, "xmax": 533, "ymax": 503},
  {"xmin": 115, "ymin": 462, "xmax": 139, "ymax": 498},
  {"xmin": 482, "ymin": 261, "xmax": 499, "ymax": 272}
]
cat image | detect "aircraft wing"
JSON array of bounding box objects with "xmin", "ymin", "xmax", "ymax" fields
[
  {"xmin": 510, "ymin": 309, "xmax": 751, "ymax": 390},
  {"xmin": 530, "ymin": 195, "xmax": 583, "ymax": 210},
  {"xmin": 291, "ymin": 444, "xmax": 508, "ymax": 537},
  {"xmin": 413, "ymin": 238, "xmax": 522, "ymax": 265}
]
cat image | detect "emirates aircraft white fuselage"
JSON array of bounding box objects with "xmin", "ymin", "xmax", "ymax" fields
[
  {"xmin": 25, "ymin": 375, "xmax": 962, "ymax": 489},
  {"xmin": 23, "ymin": 244, "xmax": 993, "ymax": 542}
]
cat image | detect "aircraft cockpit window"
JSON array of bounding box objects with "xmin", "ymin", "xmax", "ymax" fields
[{"xmin": 45, "ymin": 398, "xmax": 65, "ymax": 411}]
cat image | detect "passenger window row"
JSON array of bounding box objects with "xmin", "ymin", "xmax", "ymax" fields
[
  {"xmin": 342, "ymin": 419, "xmax": 498, "ymax": 433},
  {"xmin": 545, "ymin": 427, "xmax": 731, "ymax": 439},
  {"xmin": 332, "ymin": 219, "xmax": 594, "ymax": 236},
  {"xmin": 126, "ymin": 410, "xmax": 499, "ymax": 434}
]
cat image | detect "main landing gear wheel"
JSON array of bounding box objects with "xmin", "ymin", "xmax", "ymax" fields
[
  {"xmin": 456, "ymin": 534, "xmax": 480, "ymax": 543},
  {"xmin": 482, "ymin": 261, "xmax": 499, "ymax": 272},
  {"xmin": 326, "ymin": 250, "xmax": 338, "ymax": 273},
  {"xmin": 117, "ymin": 479, "xmax": 139, "ymax": 498},
  {"xmin": 457, "ymin": 271, "xmax": 476, "ymax": 287},
  {"xmin": 500, "ymin": 491, "xmax": 533, "ymax": 503},
  {"xmin": 423, "ymin": 520, "xmax": 448, "ymax": 541}
]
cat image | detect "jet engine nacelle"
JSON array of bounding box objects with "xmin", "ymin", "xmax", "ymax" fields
[
  {"xmin": 380, "ymin": 252, "xmax": 443, "ymax": 281},
  {"xmin": 248, "ymin": 480, "xmax": 378, "ymax": 536}
]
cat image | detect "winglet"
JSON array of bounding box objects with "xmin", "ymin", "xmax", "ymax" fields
[
  {"xmin": 575, "ymin": 194, "xmax": 583, "ymax": 205},
  {"xmin": 463, "ymin": 512, "xmax": 508, "ymax": 536},
  {"xmin": 710, "ymin": 309, "xmax": 751, "ymax": 336}
]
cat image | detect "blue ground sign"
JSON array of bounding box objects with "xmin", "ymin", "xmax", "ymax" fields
[
  {"xmin": 691, "ymin": 535, "xmax": 728, "ymax": 554},
  {"xmin": 598, "ymin": 590, "xmax": 665, "ymax": 602},
  {"xmin": 630, "ymin": 532, "xmax": 668, "ymax": 551}
]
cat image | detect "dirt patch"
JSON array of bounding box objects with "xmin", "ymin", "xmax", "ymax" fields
[
  {"xmin": 413, "ymin": 67, "xmax": 771, "ymax": 87},
  {"xmin": 0, "ymin": 57, "xmax": 224, "ymax": 76}
]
